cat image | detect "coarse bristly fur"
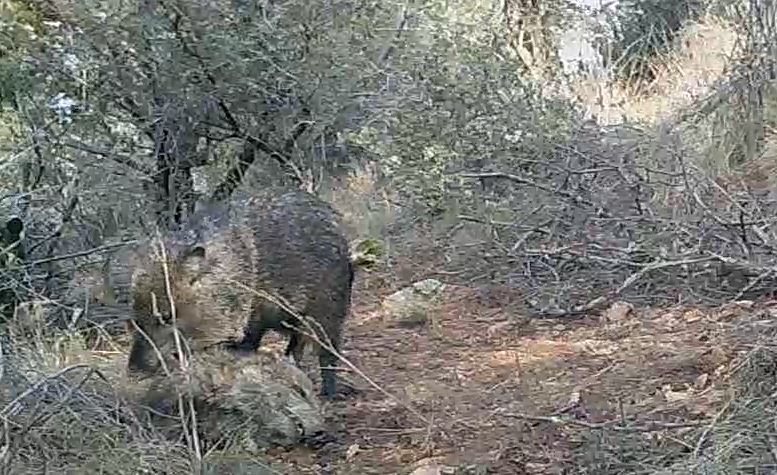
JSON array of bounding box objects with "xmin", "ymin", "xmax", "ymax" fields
[
  {"xmin": 132, "ymin": 347, "xmax": 329, "ymax": 449},
  {"xmin": 127, "ymin": 190, "xmax": 355, "ymax": 398}
]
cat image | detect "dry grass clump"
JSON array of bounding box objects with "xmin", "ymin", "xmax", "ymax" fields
[
  {"xmin": 676, "ymin": 314, "xmax": 777, "ymax": 473},
  {"xmin": 0, "ymin": 315, "xmax": 196, "ymax": 473},
  {"xmin": 566, "ymin": 308, "xmax": 777, "ymax": 474},
  {"xmin": 0, "ymin": 301, "xmax": 321, "ymax": 474},
  {"xmin": 571, "ymin": 14, "xmax": 739, "ymax": 127}
]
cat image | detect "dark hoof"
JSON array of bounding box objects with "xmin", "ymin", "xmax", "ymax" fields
[
  {"xmin": 301, "ymin": 430, "xmax": 338, "ymax": 449},
  {"xmin": 320, "ymin": 382, "xmax": 360, "ymax": 400}
]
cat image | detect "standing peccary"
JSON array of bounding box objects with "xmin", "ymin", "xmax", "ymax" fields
[{"xmin": 127, "ymin": 191, "xmax": 355, "ymax": 398}]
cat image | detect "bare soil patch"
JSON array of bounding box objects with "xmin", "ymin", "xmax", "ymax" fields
[{"xmin": 257, "ymin": 283, "xmax": 757, "ymax": 474}]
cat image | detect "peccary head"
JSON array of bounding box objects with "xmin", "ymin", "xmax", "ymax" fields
[{"xmin": 126, "ymin": 241, "xmax": 212, "ymax": 375}]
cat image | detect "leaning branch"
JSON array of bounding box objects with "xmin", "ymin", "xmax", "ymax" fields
[
  {"xmin": 502, "ymin": 411, "xmax": 708, "ymax": 433},
  {"xmin": 527, "ymin": 255, "xmax": 722, "ymax": 318},
  {"xmin": 376, "ymin": 5, "xmax": 410, "ymax": 66},
  {"xmin": 60, "ymin": 140, "xmax": 153, "ymax": 177},
  {"xmin": 25, "ymin": 241, "xmax": 139, "ymax": 268},
  {"xmin": 459, "ymin": 171, "xmax": 596, "ymax": 208}
]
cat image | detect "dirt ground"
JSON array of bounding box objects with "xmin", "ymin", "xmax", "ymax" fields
[{"xmin": 259, "ymin": 280, "xmax": 750, "ymax": 474}]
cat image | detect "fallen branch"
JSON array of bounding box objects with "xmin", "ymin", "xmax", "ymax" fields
[
  {"xmin": 502, "ymin": 412, "xmax": 708, "ymax": 433},
  {"xmin": 459, "ymin": 171, "xmax": 597, "ymax": 208},
  {"xmin": 526, "ymin": 255, "xmax": 722, "ymax": 318}
]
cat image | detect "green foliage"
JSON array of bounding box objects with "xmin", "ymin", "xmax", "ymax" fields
[
  {"xmin": 350, "ymin": 237, "xmax": 385, "ymax": 270},
  {"xmin": 0, "ymin": 58, "xmax": 34, "ymax": 105},
  {"xmin": 0, "ymin": 1, "xmax": 45, "ymax": 105},
  {"xmin": 0, "ymin": 0, "xmax": 580, "ymax": 231},
  {"xmin": 4, "ymin": 1, "xmax": 45, "ymax": 29},
  {"xmin": 345, "ymin": 1, "xmax": 574, "ymax": 217}
]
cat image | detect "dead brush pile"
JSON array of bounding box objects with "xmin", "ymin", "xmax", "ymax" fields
[{"xmin": 423, "ymin": 112, "xmax": 777, "ymax": 317}]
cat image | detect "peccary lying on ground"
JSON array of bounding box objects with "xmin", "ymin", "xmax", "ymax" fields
[
  {"xmin": 127, "ymin": 191, "xmax": 355, "ymax": 398},
  {"xmin": 131, "ymin": 347, "xmax": 332, "ymax": 449}
]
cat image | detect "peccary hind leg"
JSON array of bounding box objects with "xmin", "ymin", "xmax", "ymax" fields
[
  {"xmin": 317, "ymin": 331, "xmax": 359, "ymax": 400},
  {"xmin": 318, "ymin": 345, "xmax": 339, "ymax": 399},
  {"xmin": 284, "ymin": 331, "xmax": 341, "ymax": 398},
  {"xmin": 127, "ymin": 334, "xmax": 152, "ymax": 374}
]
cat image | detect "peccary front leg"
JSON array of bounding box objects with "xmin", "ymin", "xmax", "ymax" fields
[
  {"xmin": 285, "ymin": 332, "xmax": 306, "ymax": 365},
  {"xmin": 318, "ymin": 327, "xmax": 362, "ymax": 399},
  {"xmin": 318, "ymin": 346, "xmax": 358, "ymax": 399}
]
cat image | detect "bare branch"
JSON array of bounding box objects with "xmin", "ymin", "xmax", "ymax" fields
[
  {"xmin": 60, "ymin": 140, "xmax": 153, "ymax": 177},
  {"xmin": 459, "ymin": 171, "xmax": 597, "ymax": 208},
  {"xmin": 162, "ymin": 1, "xmax": 308, "ymax": 191}
]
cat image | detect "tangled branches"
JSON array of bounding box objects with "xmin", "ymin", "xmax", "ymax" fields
[{"xmin": 453, "ymin": 120, "xmax": 777, "ymax": 317}]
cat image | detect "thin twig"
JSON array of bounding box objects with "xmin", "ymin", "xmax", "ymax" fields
[
  {"xmin": 25, "ymin": 241, "xmax": 139, "ymax": 267},
  {"xmin": 155, "ymin": 235, "xmax": 203, "ymax": 465}
]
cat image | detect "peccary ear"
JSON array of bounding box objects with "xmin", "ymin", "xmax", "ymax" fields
[{"xmin": 6, "ymin": 217, "xmax": 23, "ymax": 239}]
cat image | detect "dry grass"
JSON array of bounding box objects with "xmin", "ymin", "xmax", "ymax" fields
[
  {"xmin": 325, "ymin": 161, "xmax": 399, "ymax": 244},
  {"xmin": 0, "ymin": 301, "xmax": 314, "ymax": 474},
  {"xmin": 578, "ymin": 12, "xmax": 773, "ymax": 182},
  {"xmin": 0, "ymin": 306, "xmax": 197, "ymax": 474},
  {"xmin": 572, "ymin": 15, "xmax": 740, "ymax": 127}
]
